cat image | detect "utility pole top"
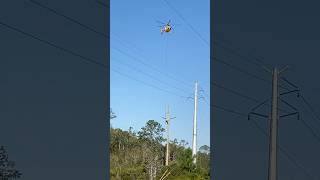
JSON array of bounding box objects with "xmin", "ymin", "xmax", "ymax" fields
[
  {"xmin": 163, "ymin": 105, "xmax": 175, "ymax": 166},
  {"xmin": 248, "ymin": 66, "xmax": 299, "ymax": 180}
]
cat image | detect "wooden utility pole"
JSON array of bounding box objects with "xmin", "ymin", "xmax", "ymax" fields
[{"xmin": 163, "ymin": 106, "xmax": 175, "ymax": 166}]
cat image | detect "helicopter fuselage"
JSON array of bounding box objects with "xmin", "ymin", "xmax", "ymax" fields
[{"xmin": 161, "ymin": 25, "xmax": 172, "ymax": 33}]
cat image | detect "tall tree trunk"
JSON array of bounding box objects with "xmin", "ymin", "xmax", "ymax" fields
[{"xmin": 149, "ymin": 164, "xmax": 153, "ymax": 180}]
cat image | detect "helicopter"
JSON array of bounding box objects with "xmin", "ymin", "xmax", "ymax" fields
[{"xmin": 157, "ymin": 20, "xmax": 175, "ymax": 35}]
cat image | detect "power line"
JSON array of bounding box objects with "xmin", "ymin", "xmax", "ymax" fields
[
  {"xmin": 212, "ymin": 82, "xmax": 260, "ymax": 103},
  {"xmin": 161, "ymin": 0, "xmax": 209, "ymax": 46},
  {"xmin": 0, "ymin": 17, "xmax": 187, "ymax": 98},
  {"xmin": 293, "ymin": 92, "xmax": 320, "ymax": 144},
  {"xmin": 282, "ymin": 76, "xmax": 320, "ymax": 129},
  {"xmin": 251, "ymin": 120, "xmax": 314, "ymax": 180},
  {"xmin": 299, "ymin": 117, "xmax": 320, "ymax": 145},
  {"xmin": 213, "ymin": 57, "xmax": 270, "ymax": 83},
  {"xmin": 111, "ymin": 32, "xmax": 145, "ymax": 54},
  {"xmin": 2, "ymin": 7, "xmax": 315, "ymax": 178},
  {"xmin": 213, "ymin": 36, "xmax": 268, "ymax": 64},
  {"xmin": 7, "ymin": 1, "xmax": 197, "ymax": 101},
  {"xmin": 112, "ymin": 57, "xmax": 190, "ymax": 95},
  {"xmin": 0, "ymin": 18, "xmax": 191, "ymax": 99},
  {"xmin": 213, "ymin": 56, "xmax": 290, "ymax": 91},
  {"xmin": 28, "ymin": 0, "xmax": 108, "ymax": 38},
  {"xmin": 30, "ymin": 0, "xmax": 283, "ymax": 97},
  {"xmin": 112, "ymin": 46, "xmax": 193, "ymax": 88},
  {"xmin": 99, "ymin": 0, "xmax": 274, "ymax": 93},
  {"xmin": 200, "ymin": 81, "xmax": 294, "ymax": 115},
  {"xmin": 213, "ymin": 40, "xmax": 271, "ymax": 69},
  {"xmin": 212, "ymin": 104, "xmax": 248, "ymax": 117},
  {"xmin": 300, "ymin": 94, "xmax": 320, "ymax": 125},
  {"xmin": 29, "ymin": 0, "xmax": 145, "ymax": 58},
  {"xmin": 213, "ymin": 82, "xmax": 291, "ymax": 113},
  {"xmin": 111, "ymin": 68, "xmax": 188, "ymax": 99},
  {"xmin": 160, "ymin": 0, "xmax": 272, "ymax": 71},
  {"xmin": 0, "ymin": 20, "xmax": 107, "ymax": 69},
  {"xmin": 27, "ymin": 0, "xmax": 194, "ymax": 89}
]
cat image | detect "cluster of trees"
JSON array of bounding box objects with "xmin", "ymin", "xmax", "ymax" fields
[
  {"xmin": 110, "ymin": 110, "xmax": 210, "ymax": 180},
  {"xmin": 0, "ymin": 146, "xmax": 22, "ymax": 180}
]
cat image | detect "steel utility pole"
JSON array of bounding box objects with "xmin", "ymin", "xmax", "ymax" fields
[
  {"xmin": 192, "ymin": 81, "xmax": 198, "ymax": 164},
  {"xmin": 163, "ymin": 106, "xmax": 175, "ymax": 166},
  {"xmin": 268, "ymin": 68, "xmax": 279, "ymax": 180},
  {"xmin": 248, "ymin": 66, "xmax": 296, "ymax": 180}
]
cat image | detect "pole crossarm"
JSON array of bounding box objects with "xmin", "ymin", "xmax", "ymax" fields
[
  {"xmin": 248, "ymin": 112, "xmax": 269, "ymax": 120},
  {"xmin": 280, "ymin": 89, "xmax": 300, "ymax": 96},
  {"xmin": 279, "ymin": 112, "xmax": 299, "ymax": 119},
  {"xmin": 281, "ymin": 77, "xmax": 299, "ymax": 89},
  {"xmin": 251, "ymin": 99, "xmax": 270, "ymax": 112}
]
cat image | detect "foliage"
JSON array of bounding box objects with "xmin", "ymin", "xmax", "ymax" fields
[
  {"xmin": 0, "ymin": 146, "xmax": 22, "ymax": 179},
  {"xmin": 110, "ymin": 119, "xmax": 210, "ymax": 180}
]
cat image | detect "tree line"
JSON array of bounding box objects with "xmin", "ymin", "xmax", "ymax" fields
[
  {"xmin": 0, "ymin": 146, "xmax": 22, "ymax": 180},
  {"xmin": 110, "ymin": 109, "xmax": 210, "ymax": 180}
]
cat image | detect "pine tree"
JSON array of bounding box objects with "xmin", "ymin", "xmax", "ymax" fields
[{"xmin": 0, "ymin": 146, "xmax": 22, "ymax": 180}]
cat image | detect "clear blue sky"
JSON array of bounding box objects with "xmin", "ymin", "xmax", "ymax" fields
[{"xmin": 110, "ymin": 0, "xmax": 210, "ymax": 148}]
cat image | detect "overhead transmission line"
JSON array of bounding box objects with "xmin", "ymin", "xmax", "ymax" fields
[
  {"xmin": 259, "ymin": 123, "xmax": 314, "ymax": 180},
  {"xmin": 111, "ymin": 46, "xmax": 193, "ymax": 88},
  {"xmin": 3, "ymin": 3, "xmax": 315, "ymax": 178},
  {"xmin": 0, "ymin": 18, "xmax": 190, "ymax": 99},
  {"xmin": 299, "ymin": 117, "xmax": 320, "ymax": 144},
  {"xmin": 111, "ymin": 68, "xmax": 187, "ymax": 99},
  {"xmin": 30, "ymin": 0, "xmax": 140, "ymax": 55},
  {"xmin": 280, "ymin": 77, "xmax": 320, "ymax": 144},
  {"xmin": 160, "ymin": 0, "xmax": 273, "ymax": 72},
  {"xmin": 161, "ymin": 0, "xmax": 209, "ymax": 46},
  {"xmin": 213, "ymin": 40, "xmax": 271, "ymax": 69},
  {"xmin": 27, "ymin": 0, "xmax": 273, "ymax": 105},
  {"xmin": 109, "ymin": 49, "xmax": 271, "ymax": 108},
  {"xmin": 30, "ymin": 0, "xmax": 142, "ymax": 56},
  {"xmin": 28, "ymin": 0, "xmax": 194, "ymax": 89},
  {"xmin": 156, "ymin": 0, "xmax": 280, "ymax": 92},
  {"xmin": 213, "ymin": 57, "xmax": 291, "ymax": 91},
  {"xmin": 151, "ymin": 0, "xmax": 316, "ymax": 177},
  {"xmin": 111, "ymin": 57, "xmax": 190, "ymax": 95},
  {"xmin": 191, "ymin": 93, "xmax": 313, "ymax": 179},
  {"xmin": 300, "ymin": 94, "xmax": 320, "ymax": 124},
  {"xmin": 7, "ymin": 0, "xmax": 287, "ymax": 139},
  {"xmin": 0, "ymin": 5, "xmax": 191, "ymax": 98},
  {"xmin": 159, "ymin": 0, "xmax": 297, "ymax": 105},
  {"xmin": 29, "ymin": 0, "xmax": 108, "ymax": 38},
  {"xmin": 0, "ymin": 21, "xmax": 106, "ymax": 69},
  {"xmin": 211, "ymin": 82, "xmax": 260, "ymax": 103},
  {"xmin": 212, "ymin": 104, "xmax": 248, "ymax": 117},
  {"xmin": 299, "ymin": 96, "xmax": 320, "ymax": 130},
  {"xmin": 213, "ymin": 57, "xmax": 269, "ymax": 82},
  {"xmin": 93, "ymin": 0, "xmax": 278, "ymax": 97},
  {"xmin": 29, "ymin": 0, "xmax": 298, "ymax": 115}
]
